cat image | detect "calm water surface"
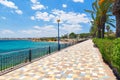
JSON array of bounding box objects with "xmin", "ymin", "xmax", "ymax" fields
[{"xmin": 0, "ymin": 40, "xmax": 57, "ymax": 53}]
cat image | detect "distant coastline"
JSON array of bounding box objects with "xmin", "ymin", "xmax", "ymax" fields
[
  {"xmin": 0, "ymin": 38, "xmax": 79, "ymax": 45},
  {"xmin": 0, "ymin": 38, "xmax": 55, "ymax": 42},
  {"xmin": 0, "ymin": 38, "xmax": 31, "ymax": 40}
]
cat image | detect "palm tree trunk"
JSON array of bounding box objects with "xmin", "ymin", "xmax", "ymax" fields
[
  {"xmin": 101, "ymin": 24, "xmax": 105, "ymax": 38},
  {"xmin": 116, "ymin": 14, "xmax": 120, "ymax": 37},
  {"xmin": 97, "ymin": 26, "xmax": 101, "ymax": 38},
  {"xmin": 101, "ymin": 15, "xmax": 106, "ymax": 38},
  {"xmin": 112, "ymin": 0, "xmax": 120, "ymax": 37},
  {"xmin": 93, "ymin": 31, "xmax": 97, "ymax": 37}
]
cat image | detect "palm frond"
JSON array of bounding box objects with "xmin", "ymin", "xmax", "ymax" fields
[
  {"xmin": 91, "ymin": 13, "xmax": 95, "ymax": 20},
  {"xmin": 106, "ymin": 22, "xmax": 116, "ymax": 28},
  {"xmin": 84, "ymin": 9, "xmax": 95, "ymax": 14}
]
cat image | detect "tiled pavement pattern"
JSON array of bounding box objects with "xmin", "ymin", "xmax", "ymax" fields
[{"xmin": 0, "ymin": 40, "xmax": 116, "ymax": 80}]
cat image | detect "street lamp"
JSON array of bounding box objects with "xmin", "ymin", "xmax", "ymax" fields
[{"xmin": 57, "ymin": 19, "xmax": 60, "ymax": 51}]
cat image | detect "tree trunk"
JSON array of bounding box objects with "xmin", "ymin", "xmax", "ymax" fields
[
  {"xmin": 101, "ymin": 15, "xmax": 106, "ymax": 38},
  {"xmin": 116, "ymin": 14, "xmax": 120, "ymax": 37},
  {"xmin": 113, "ymin": 0, "xmax": 120, "ymax": 15},
  {"xmin": 97, "ymin": 26, "xmax": 101, "ymax": 38},
  {"xmin": 112, "ymin": 0, "xmax": 120, "ymax": 37},
  {"xmin": 101, "ymin": 23, "xmax": 105, "ymax": 38},
  {"xmin": 93, "ymin": 31, "xmax": 97, "ymax": 37}
]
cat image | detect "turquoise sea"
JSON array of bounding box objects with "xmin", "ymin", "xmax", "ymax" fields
[{"xmin": 0, "ymin": 40, "xmax": 57, "ymax": 53}]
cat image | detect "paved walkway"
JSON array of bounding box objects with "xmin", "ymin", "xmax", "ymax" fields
[{"xmin": 0, "ymin": 40, "xmax": 116, "ymax": 80}]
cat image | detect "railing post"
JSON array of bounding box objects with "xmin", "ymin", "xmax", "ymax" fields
[
  {"xmin": 58, "ymin": 44, "xmax": 60, "ymax": 51},
  {"xmin": 0, "ymin": 55, "xmax": 2, "ymax": 71},
  {"xmin": 65, "ymin": 44, "xmax": 67, "ymax": 48},
  {"xmin": 29, "ymin": 49, "xmax": 32, "ymax": 62},
  {"xmin": 59, "ymin": 44, "xmax": 61, "ymax": 50},
  {"xmin": 49, "ymin": 46, "xmax": 51, "ymax": 54}
]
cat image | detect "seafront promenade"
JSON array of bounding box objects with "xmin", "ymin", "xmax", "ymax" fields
[{"xmin": 0, "ymin": 40, "xmax": 116, "ymax": 80}]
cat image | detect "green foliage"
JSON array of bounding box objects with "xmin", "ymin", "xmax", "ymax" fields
[
  {"xmin": 93, "ymin": 38, "xmax": 113, "ymax": 62},
  {"xmin": 112, "ymin": 38, "xmax": 120, "ymax": 70},
  {"xmin": 32, "ymin": 37, "xmax": 57, "ymax": 41},
  {"xmin": 85, "ymin": 0, "xmax": 115, "ymax": 38},
  {"xmin": 93, "ymin": 38, "xmax": 120, "ymax": 74},
  {"xmin": 41, "ymin": 37, "xmax": 57, "ymax": 41},
  {"xmin": 69, "ymin": 32, "xmax": 77, "ymax": 39},
  {"xmin": 61, "ymin": 33, "xmax": 91, "ymax": 39},
  {"xmin": 105, "ymin": 35, "xmax": 116, "ymax": 40},
  {"xmin": 61, "ymin": 34, "xmax": 68, "ymax": 39},
  {"xmin": 79, "ymin": 33, "xmax": 91, "ymax": 38}
]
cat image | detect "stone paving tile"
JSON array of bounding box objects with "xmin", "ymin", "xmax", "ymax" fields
[{"xmin": 0, "ymin": 40, "xmax": 116, "ymax": 80}]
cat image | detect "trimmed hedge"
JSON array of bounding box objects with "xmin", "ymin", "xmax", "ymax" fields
[
  {"xmin": 93, "ymin": 38, "xmax": 120, "ymax": 74},
  {"xmin": 112, "ymin": 38, "xmax": 120, "ymax": 72}
]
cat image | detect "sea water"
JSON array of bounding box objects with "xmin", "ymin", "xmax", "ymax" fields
[{"xmin": 0, "ymin": 40, "xmax": 57, "ymax": 54}]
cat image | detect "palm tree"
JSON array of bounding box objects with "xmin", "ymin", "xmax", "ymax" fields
[
  {"xmin": 110, "ymin": 29, "xmax": 113, "ymax": 34},
  {"xmin": 89, "ymin": 21, "xmax": 97, "ymax": 37},
  {"xmin": 98, "ymin": 0, "xmax": 113, "ymax": 38},
  {"xmin": 113, "ymin": 0, "xmax": 120, "ymax": 37},
  {"xmin": 106, "ymin": 25, "xmax": 110, "ymax": 36},
  {"xmin": 85, "ymin": 0, "xmax": 115, "ymax": 38},
  {"xmin": 85, "ymin": 0, "xmax": 102, "ymax": 38}
]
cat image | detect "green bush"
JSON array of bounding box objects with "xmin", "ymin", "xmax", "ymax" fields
[
  {"xmin": 112, "ymin": 38, "xmax": 120, "ymax": 71},
  {"xmin": 93, "ymin": 38, "xmax": 120, "ymax": 74},
  {"xmin": 93, "ymin": 38, "xmax": 113, "ymax": 62}
]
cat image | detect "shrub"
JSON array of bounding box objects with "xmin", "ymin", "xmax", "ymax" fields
[
  {"xmin": 112, "ymin": 38, "xmax": 120, "ymax": 71},
  {"xmin": 93, "ymin": 38, "xmax": 113, "ymax": 62},
  {"xmin": 93, "ymin": 38, "xmax": 120, "ymax": 74}
]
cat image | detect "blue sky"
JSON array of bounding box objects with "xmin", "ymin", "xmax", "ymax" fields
[{"xmin": 0, "ymin": 0, "xmax": 95, "ymax": 38}]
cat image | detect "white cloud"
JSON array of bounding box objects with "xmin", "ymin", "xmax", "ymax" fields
[
  {"xmin": 30, "ymin": 9, "xmax": 90, "ymax": 36},
  {"xmin": 0, "ymin": 0, "xmax": 23, "ymax": 15},
  {"xmin": 52, "ymin": 9, "xmax": 90, "ymax": 24},
  {"xmin": 0, "ymin": 23, "xmax": 84, "ymax": 38},
  {"xmin": 31, "ymin": 0, "xmax": 37, "ymax": 3},
  {"xmin": 1, "ymin": 30, "xmax": 14, "ymax": 34},
  {"xmin": 30, "ymin": 16, "xmax": 35, "ymax": 20},
  {"xmin": 62, "ymin": 4, "xmax": 67, "ymax": 8},
  {"xmin": 32, "ymin": 4, "xmax": 45, "ymax": 10},
  {"xmin": 73, "ymin": 0, "xmax": 84, "ymax": 3},
  {"xmin": 1, "ymin": 16, "xmax": 6, "ymax": 20},
  {"xmin": 20, "ymin": 30, "xmax": 38, "ymax": 34},
  {"xmin": 0, "ymin": 0, "xmax": 17, "ymax": 9},
  {"xmin": 20, "ymin": 25, "xmax": 58, "ymax": 37},
  {"xmin": 61, "ymin": 24, "xmax": 82, "ymax": 33},
  {"xmin": 31, "ymin": 9, "xmax": 90, "ymax": 24},
  {"xmin": 31, "ymin": 0, "xmax": 46, "ymax": 10},
  {"xmin": 33, "ymin": 26, "xmax": 57, "ymax": 32},
  {"xmin": 18, "ymin": 24, "xmax": 82, "ymax": 37},
  {"xmin": 32, "ymin": 11, "xmax": 55, "ymax": 21},
  {"xmin": 15, "ymin": 10, "xmax": 23, "ymax": 15},
  {"xmin": 26, "ymin": 7, "xmax": 90, "ymax": 37}
]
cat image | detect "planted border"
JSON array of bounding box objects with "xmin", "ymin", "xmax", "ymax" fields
[{"xmin": 93, "ymin": 38, "xmax": 120, "ymax": 79}]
